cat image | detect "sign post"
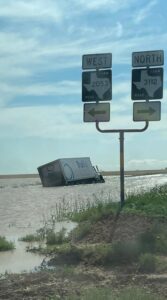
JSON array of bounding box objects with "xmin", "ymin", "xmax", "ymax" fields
[
  {"xmin": 120, "ymin": 131, "xmax": 124, "ymax": 207},
  {"xmin": 82, "ymin": 50, "xmax": 164, "ymax": 207}
]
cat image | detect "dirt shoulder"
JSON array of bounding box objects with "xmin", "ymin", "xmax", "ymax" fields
[{"xmin": 0, "ymin": 264, "xmax": 167, "ymax": 299}]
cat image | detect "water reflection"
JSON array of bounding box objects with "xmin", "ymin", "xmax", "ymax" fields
[{"xmin": 0, "ymin": 239, "xmax": 44, "ymax": 274}]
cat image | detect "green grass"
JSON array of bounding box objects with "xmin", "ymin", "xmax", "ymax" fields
[
  {"xmin": 124, "ymin": 185, "xmax": 167, "ymax": 218},
  {"xmin": 138, "ymin": 253, "xmax": 157, "ymax": 273},
  {"xmin": 48, "ymin": 225, "xmax": 167, "ymax": 268},
  {"xmin": 0, "ymin": 236, "xmax": 15, "ymax": 251},
  {"xmin": 20, "ymin": 228, "xmax": 68, "ymax": 246},
  {"xmin": 19, "ymin": 233, "xmax": 43, "ymax": 242},
  {"xmin": 36, "ymin": 184, "xmax": 167, "ymax": 261},
  {"xmin": 116, "ymin": 287, "xmax": 165, "ymax": 300},
  {"xmin": 137, "ymin": 223, "xmax": 167, "ymax": 255},
  {"xmin": 70, "ymin": 221, "xmax": 92, "ymax": 242},
  {"xmin": 46, "ymin": 228, "xmax": 68, "ymax": 245},
  {"xmin": 68, "ymin": 184, "xmax": 167, "ymax": 224},
  {"xmin": 51, "ymin": 286, "xmax": 166, "ymax": 300},
  {"xmin": 69, "ymin": 201, "xmax": 119, "ymax": 223}
]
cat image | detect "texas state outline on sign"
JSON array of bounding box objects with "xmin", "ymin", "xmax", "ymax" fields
[
  {"xmin": 84, "ymin": 72, "xmax": 110, "ymax": 99},
  {"xmin": 133, "ymin": 70, "xmax": 162, "ymax": 98}
]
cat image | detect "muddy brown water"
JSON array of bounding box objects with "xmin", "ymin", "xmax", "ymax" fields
[{"xmin": 0, "ymin": 174, "xmax": 167, "ymax": 274}]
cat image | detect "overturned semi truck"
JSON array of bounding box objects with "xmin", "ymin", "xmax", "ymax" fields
[{"xmin": 37, "ymin": 157, "xmax": 105, "ymax": 187}]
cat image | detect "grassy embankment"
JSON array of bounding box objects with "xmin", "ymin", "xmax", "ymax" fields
[
  {"xmin": 19, "ymin": 184, "xmax": 167, "ymax": 300},
  {"xmin": 22, "ymin": 184, "xmax": 167, "ymax": 261}
]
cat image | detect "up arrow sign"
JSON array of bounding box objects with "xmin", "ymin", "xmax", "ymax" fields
[{"xmin": 84, "ymin": 103, "xmax": 110, "ymax": 122}]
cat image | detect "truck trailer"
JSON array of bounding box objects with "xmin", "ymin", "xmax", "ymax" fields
[{"xmin": 37, "ymin": 157, "xmax": 105, "ymax": 187}]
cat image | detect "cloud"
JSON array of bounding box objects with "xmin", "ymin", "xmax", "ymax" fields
[
  {"xmin": 0, "ymin": 0, "xmax": 63, "ymax": 22},
  {"xmin": 127, "ymin": 159, "xmax": 167, "ymax": 170},
  {"xmin": 0, "ymin": 80, "xmax": 81, "ymax": 107},
  {"xmin": 73, "ymin": 0, "xmax": 134, "ymax": 12},
  {"xmin": 0, "ymin": 105, "xmax": 94, "ymax": 139},
  {"xmin": 0, "ymin": 99, "xmax": 142, "ymax": 139},
  {"xmin": 134, "ymin": 0, "xmax": 157, "ymax": 24}
]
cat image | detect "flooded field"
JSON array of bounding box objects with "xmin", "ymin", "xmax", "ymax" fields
[{"xmin": 0, "ymin": 174, "xmax": 167, "ymax": 274}]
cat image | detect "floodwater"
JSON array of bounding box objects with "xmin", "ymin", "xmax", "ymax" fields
[{"xmin": 0, "ymin": 174, "xmax": 167, "ymax": 274}]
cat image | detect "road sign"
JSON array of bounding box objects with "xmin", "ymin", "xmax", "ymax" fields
[
  {"xmin": 84, "ymin": 103, "xmax": 110, "ymax": 122},
  {"xmin": 132, "ymin": 67, "xmax": 163, "ymax": 100},
  {"xmin": 82, "ymin": 70, "xmax": 112, "ymax": 102},
  {"xmin": 82, "ymin": 53, "xmax": 112, "ymax": 70},
  {"xmin": 133, "ymin": 101, "xmax": 161, "ymax": 121},
  {"xmin": 132, "ymin": 50, "xmax": 164, "ymax": 67}
]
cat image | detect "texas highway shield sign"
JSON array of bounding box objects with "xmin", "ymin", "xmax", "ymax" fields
[
  {"xmin": 84, "ymin": 103, "xmax": 110, "ymax": 122},
  {"xmin": 133, "ymin": 101, "xmax": 161, "ymax": 122},
  {"xmin": 132, "ymin": 67, "xmax": 163, "ymax": 100},
  {"xmin": 82, "ymin": 70, "xmax": 112, "ymax": 102}
]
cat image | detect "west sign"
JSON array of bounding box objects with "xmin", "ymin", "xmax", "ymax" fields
[
  {"xmin": 82, "ymin": 70, "xmax": 112, "ymax": 102},
  {"xmin": 131, "ymin": 67, "xmax": 163, "ymax": 100},
  {"xmin": 82, "ymin": 53, "xmax": 112, "ymax": 70}
]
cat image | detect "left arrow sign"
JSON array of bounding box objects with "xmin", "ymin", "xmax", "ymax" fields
[
  {"xmin": 84, "ymin": 103, "xmax": 110, "ymax": 122},
  {"xmin": 89, "ymin": 108, "xmax": 106, "ymax": 117}
]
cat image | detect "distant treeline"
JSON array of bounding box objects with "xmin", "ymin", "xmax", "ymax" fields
[
  {"xmin": 102, "ymin": 169, "xmax": 167, "ymax": 177},
  {"xmin": 0, "ymin": 174, "xmax": 39, "ymax": 179}
]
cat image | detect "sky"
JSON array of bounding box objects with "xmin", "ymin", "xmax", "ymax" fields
[{"xmin": 0, "ymin": 0, "xmax": 167, "ymax": 174}]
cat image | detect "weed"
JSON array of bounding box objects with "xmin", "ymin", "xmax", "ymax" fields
[
  {"xmin": 70, "ymin": 221, "xmax": 92, "ymax": 242},
  {"xmin": 138, "ymin": 223, "xmax": 167, "ymax": 255},
  {"xmin": 69, "ymin": 201, "xmax": 119, "ymax": 223},
  {"xmin": 66, "ymin": 287, "xmax": 113, "ymax": 300},
  {"xmin": 51, "ymin": 286, "xmax": 165, "ymax": 300},
  {"xmin": 155, "ymin": 256, "xmax": 167, "ymax": 273},
  {"xmin": 116, "ymin": 286, "xmax": 163, "ymax": 300},
  {"xmin": 0, "ymin": 236, "xmax": 15, "ymax": 251},
  {"xmin": 54, "ymin": 244, "xmax": 83, "ymax": 265},
  {"xmin": 46, "ymin": 228, "xmax": 68, "ymax": 245},
  {"xmin": 124, "ymin": 185, "xmax": 167, "ymax": 218},
  {"xmin": 138, "ymin": 253, "xmax": 157, "ymax": 273},
  {"xmin": 19, "ymin": 234, "xmax": 43, "ymax": 242},
  {"xmin": 110, "ymin": 240, "xmax": 140, "ymax": 265},
  {"xmin": 138, "ymin": 230, "xmax": 156, "ymax": 253}
]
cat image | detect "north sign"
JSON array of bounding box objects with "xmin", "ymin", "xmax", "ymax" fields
[
  {"xmin": 84, "ymin": 103, "xmax": 110, "ymax": 122},
  {"xmin": 131, "ymin": 67, "xmax": 163, "ymax": 100},
  {"xmin": 82, "ymin": 53, "xmax": 112, "ymax": 70},
  {"xmin": 82, "ymin": 70, "xmax": 112, "ymax": 102},
  {"xmin": 132, "ymin": 50, "xmax": 164, "ymax": 67},
  {"xmin": 133, "ymin": 101, "xmax": 161, "ymax": 122}
]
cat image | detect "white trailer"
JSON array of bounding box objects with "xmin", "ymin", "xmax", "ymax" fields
[{"xmin": 37, "ymin": 157, "xmax": 104, "ymax": 187}]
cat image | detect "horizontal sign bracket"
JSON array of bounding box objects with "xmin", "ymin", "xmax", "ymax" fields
[{"xmin": 95, "ymin": 121, "xmax": 149, "ymax": 133}]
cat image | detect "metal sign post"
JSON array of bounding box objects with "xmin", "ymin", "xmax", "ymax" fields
[
  {"xmin": 82, "ymin": 50, "xmax": 164, "ymax": 207},
  {"xmin": 96, "ymin": 122, "xmax": 149, "ymax": 207},
  {"xmin": 120, "ymin": 131, "xmax": 124, "ymax": 207}
]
